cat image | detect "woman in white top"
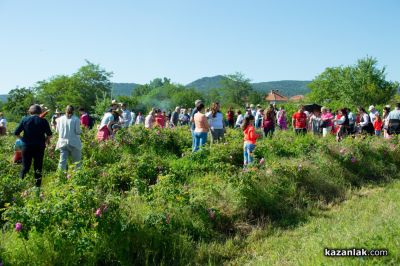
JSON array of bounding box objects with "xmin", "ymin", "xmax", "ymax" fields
[
  {"xmin": 145, "ymin": 110, "xmax": 155, "ymax": 129},
  {"xmin": 97, "ymin": 109, "xmax": 115, "ymax": 141},
  {"xmin": 56, "ymin": 105, "xmax": 82, "ymax": 170},
  {"xmin": 235, "ymin": 110, "xmax": 244, "ymax": 128},
  {"xmin": 206, "ymin": 102, "xmax": 225, "ymax": 143}
]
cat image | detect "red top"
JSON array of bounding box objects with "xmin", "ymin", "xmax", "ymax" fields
[
  {"xmin": 155, "ymin": 114, "xmax": 165, "ymax": 128},
  {"xmin": 243, "ymin": 125, "xmax": 260, "ymax": 144},
  {"xmin": 292, "ymin": 112, "xmax": 307, "ymax": 129},
  {"xmin": 374, "ymin": 120, "xmax": 383, "ymax": 131},
  {"xmin": 80, "ymin": 113, "xmax": 89, "ymax": 127},
  {"xmin": 227, "ymin": 111, "xmax": 234, "ymax": 121}
]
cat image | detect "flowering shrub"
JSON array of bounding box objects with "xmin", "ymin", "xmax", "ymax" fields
[{"xmin": 0, "ymin": 126, "xmax": 399, "ymax": 264}]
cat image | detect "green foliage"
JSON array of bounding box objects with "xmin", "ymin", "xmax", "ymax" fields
[
  {"xmin": 35, "ymin": 61, "xmax": 112, "ymax": 113},
  {"xmin": 308, "ymin": 57, "xmax": 398, "ymax": 108},
  {"xmin": 3, "ymin": 87, "xmax": 36, "ymax": 121},
  {"xmin": 1, "ymin": 125, "xmax": 399, "ymax": 265}
]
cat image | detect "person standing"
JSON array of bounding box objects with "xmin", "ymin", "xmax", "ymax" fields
[
  {"xmin": 206, "ymin": 102, "xmax": 225, "ymax": 143},
  {"xmin": 309, "ymin": 110, "xmax": 322, "ymax": 135},
  {"xmin": 235, "ymin": 110, "xmax": 244, "ymax": 128},
  {"xmin": 0, "ymin": 112, "xmax": 7, "ymax": 136},
  {"xmin": 56, "ymin": 106, "xmax": 82, "ymax": 170},
  {"xmin": 190, "ymin": 100, "xmax": 203, "ymax": 150},
  {"xmin": 97, "ymin": 109, "xmax": 115, "ymax": 141},
  {"xmin": 14, "ymin": 104, "xmax": 52, "ymax": 187},
  {"xmin": 226, "ymin": 107, "xmax": 235, "ymax": 128},
  {"xmin": 130, "ymin": 110, "xmax": 136, "ymax": 126},
  {"xmin": 387, "ymin": 103, "xmax": 400, "ymax": 135},
  {"xmin": 119, "ymin": 103, "xmax": 131, "ymax": 128},
  {"xmin": 170, "ymin": 106, "xmax": 180, "ymax": 128},
  {"xmin": 242, "ymin": 115, "xmax": 260, "ymax": 167},
  {"xmin": 145, "ymin": 110, "xmax": 155, "ymax": 129},
  {"xmin": 193, "ymin": 103, "xmax": 209, "ymax": 152},
  {"xmin": 78, "ymin": 107, "xmax": 90, "ymax": 128},
  {"xmin": 382, "ymin": 106, "xmax": 391, "ymax": 138},
  {"xmin": 263, "ymin": 105, "xmax": 276, "ymax": 138},
  {"xmin": 373, "ymin": 113, "xmax": 383, "ymax": 136},
  {"xmin": 277, "ymin": 106, "xmax": 287, "ymax": 130},
  {"xmin": 320, "ymin": 107, "xmax": 334, "ymax": 137},
  {"xmin": 357, "ymin": 107, "xmax": 373, "ymax": 135},
  {"xmin": 292, "ymin": 105, "xmax": 308, "ymax": 135},
  {"xmin": 135, "ymin": 112, "xmax": 144, "ymax": 125},
  {"xmin": 368, "ymin": 105, "xmax": 379, "ymax": 123}
]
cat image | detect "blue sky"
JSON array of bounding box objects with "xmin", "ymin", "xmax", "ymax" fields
[{"xmin": 0, "ymin": 0, "xmax": 399, "ymax": 94}]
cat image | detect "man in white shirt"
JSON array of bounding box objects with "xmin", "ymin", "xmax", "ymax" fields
[
  {"xmin": 56, "ymin": 105, "xmax": 82, "ymax": 170},
  {"xmin": 369, "ymin": 105, "xmax": 379, "ymax": 123},
  {"xmin": 119, "ymin": 103, "xmax": 131, "ymax": 128}
]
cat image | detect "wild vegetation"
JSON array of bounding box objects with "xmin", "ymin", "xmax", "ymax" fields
[{"xmin": 0, "ymin": 124, "xmax": 399, "ymax": 265}]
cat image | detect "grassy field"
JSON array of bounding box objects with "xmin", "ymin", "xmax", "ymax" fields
[{"xmin": 231, "ymin": 182, "xmax": 400, "ymax": 265}]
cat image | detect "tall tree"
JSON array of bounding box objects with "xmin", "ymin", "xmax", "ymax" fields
[
  {"xmin": 220, "ymin": 72, "xmax": 252, "ymax": 106},
  {"xmin": 308, "ymin": 57, "xmax": 398, "ymax": 107},
  {"xmin": 4, "ymin": 87, "xmax": 36, "ymax": 119}
]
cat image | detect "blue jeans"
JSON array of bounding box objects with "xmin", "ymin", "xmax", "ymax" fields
[
  {"xmin": 193, "ymin": 132, "xmax": 208, "ymax": 152},
  {"xmin": 243, "ymin": 143, "xmax": 256, "ymax": 166}
]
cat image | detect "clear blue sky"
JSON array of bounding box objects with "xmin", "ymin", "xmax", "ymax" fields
[{"xmin": 0, "ymin": 0, "xmax": 399, "ymax": 94}]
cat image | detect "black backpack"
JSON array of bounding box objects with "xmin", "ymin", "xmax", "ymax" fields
[{"xmin": 388, "ymin": 119, "xmax": 400, "ymax": 135}]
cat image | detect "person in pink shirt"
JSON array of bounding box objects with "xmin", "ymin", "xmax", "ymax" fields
[
  {"xmin": 320, "ymin": 107, "xmax": 334, "ymax": 137},
  {"xmin": 79, "ymin": 107, "xmax": 89, "ymax": 128}
]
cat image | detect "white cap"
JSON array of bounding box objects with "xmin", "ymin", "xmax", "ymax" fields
[{"xmin": 368, "ymin": 105, "xmax": 375, "ymax": 111}]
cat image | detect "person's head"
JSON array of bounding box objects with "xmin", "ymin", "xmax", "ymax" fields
[
  {"xmin": 357, "ymin": 106, "xmax": 366, "ymax": 114},
  {"xmin": 237, "ymin": 110, "xmax": 242, "ymax": 115},
  {"xmin": 120, "ymin": 103, "xmax": 126, "ymax": 110},
  {"xmin": 321, "ymin": 106, "xmax": 327, "ymax": 114},
  {"xmin": 368, "ymin": 105, "xmax": 375, "ymax": 112},
  {"xmin": 396, "ymin": 103, "xmax": 400, "ymax": 110},
  {"xmin": 162, "ymin": 111, "xmax": 166, "ymax": 116},
  {"xmin": 241, "ymin": 114, "xmax": 255, "ymax": 130},
  {"xmin": 375, "ymin": 112, "xmax": 381, "ymax": 121},
  {"xmin": 197, "ymin": 103, "xmax": 205, "ymax": 113},
  {"xmin": 298, "ymin": 105, "xmax": 304, "ymax": 113},
  {"xmin": 280, "ymin": 106, "xmax": 285, "ymax": 110},
  {"xmin": 138, "ymin": 112, "xmax": 142, "ymax": 116},
  {"xmin": 78, "ymin": 107, "xmax": 86, "ymax": 115},
  {"xmin": 383, "ymin": 106, "xmax": 390, "ymax": 114},
  {"xmin": 175, "ymin": 106, "xmax": 180, "ymax": 112},
  {"xmin": 148, "ymin": 110, "xmax": 154, "ymax": 116},
  {"xmin": 55, "ymin": 109, "xmax": 62, "ymax": 116},
  {"xmin": 250, "ymin": 104, "xmax": 255, "ymax": 109},
  {"xmin": 0, "ymin": 112, "xmax": 3, "ymax": 118},
  {"xmin": 211, "ymin": 102, "xmax": 220, "ymax": 117},
  {"xmin": 339, "ymin": 108, "xmax": 347, "ymax": 116},
  {"xmin": 228, "ymin": 106, "xmax": 233, "ymax": 111},
  {"xmin": 195, "ymin": 99, "xmax": 203, "ymax": 107},
  {"xmin": 111, "ymin": 100, "xmax": 118, "ymax": 110},
  {"xmin": 28, "ymin": 104, "xmax": 42, "ymax": 115},
  {"xmin": 65, "ymin": 105, "xmax": 74, "ymax": 118}
]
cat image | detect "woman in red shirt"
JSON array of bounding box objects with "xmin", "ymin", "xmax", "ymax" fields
[
  {"xmin": 154, "ymin": 109, "xmax": 165, "ymax": 128},
  {"xmin": 242, "ymin": 115, "xmax": 260, "ymax": 167},
  {"xmin": 373, "ymin": 113, "xmax": 383, "ymax": 136}
]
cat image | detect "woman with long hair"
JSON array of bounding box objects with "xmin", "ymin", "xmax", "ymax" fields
[
  {"xmin": 193, "ymin": 103, "xmax": 210, "ymax": 152},
  {"xmin": 207, "ymin": 102, "xmax": 225, "ymax": 143},
  {"xmin": 263, "ymin": 105, "xmax": 275, "ymax": 138}
]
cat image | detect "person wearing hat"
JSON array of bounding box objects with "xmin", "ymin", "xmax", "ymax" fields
[
  {"xmin": 56, "ymin": 105, "xmax": 82, "ymax": 170},
  {"xmin": 51, "ymin": 109, "xmax": 62, "ymax": 131},
  {"xmin": 111, "ymin": 99, "xmax": 118, "ymax": 110},
  {"xmin": 14, "ymin": 104, "xmax": 52, "ymax": 187},
  {"xmin": 368, "ymin": 105, "xmax": 379, "ymax": 124}
]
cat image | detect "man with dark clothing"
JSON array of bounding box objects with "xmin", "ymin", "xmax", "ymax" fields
[
  {"xmin": 14, "ymin": 104, "xmax": 52, "ymax": 187},
  {"xmin": 170, "ymin": 106, "xmax": 180, "ymax": 127}
]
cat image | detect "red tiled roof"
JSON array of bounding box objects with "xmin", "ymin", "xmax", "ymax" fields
[
  {"xmin": 265, "ymin": 90, "xmax": 288, "ymax": 101},
  {"xmin": 290, "ymin": 95, "xmax": 305, "ymax": 101}
]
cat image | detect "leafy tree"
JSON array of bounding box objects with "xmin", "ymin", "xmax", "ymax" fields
[
  {"xmin": 220, "ymin": 72, "xmax": 253, "ymax": 107},
  {"xmin": 36, "ymin": 61, "xmax": 112, "ymax": 112},
  {"xmin": 308, "ymin": 57, "xmax": 398, "ymax": 107},
  {"xmin": 4, "ymin": 87, "xmax": 36, "ymax": 120}
]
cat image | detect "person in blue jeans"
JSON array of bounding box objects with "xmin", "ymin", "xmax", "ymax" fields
[
  {"xmin": 242, "ymin": 115, "xmax": 260, "ymax": 166},
  {"xmin": 193, "ymin": 103, "xmax": 209, "ymax": 152},
  {"xmin": 190, "ymin": 99, "xmax": 202, "ymax": 150}
]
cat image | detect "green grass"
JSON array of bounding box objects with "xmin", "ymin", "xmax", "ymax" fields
[{"xmin": 231, "ymin": 181, "xmax": 400, "ymax": 265}]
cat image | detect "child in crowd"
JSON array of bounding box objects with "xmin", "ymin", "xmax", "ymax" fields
[
  {"xmin": 374, "ymin": 113, "xmax": 383, "ymax": 136},
  {"xmin": 242, "ymin": 115, "xmax": 260, "ymax": 167}
]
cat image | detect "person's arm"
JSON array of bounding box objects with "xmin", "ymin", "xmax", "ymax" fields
[
  {"xmin": 14, "ymin": 118, "xmax": 25, "ymax": 137},
  {"xmin": 292, "ymin": 115, "xmax": 296, "ymax": 130},
  {"xmin": 75, "ymin": 118, "xmax": 82, "ymax": 135}
]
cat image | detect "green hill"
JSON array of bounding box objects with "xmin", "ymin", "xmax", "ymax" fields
[
  {"xmin": 186, "ymin": 76, "xmax": 311, "ymax": 97},
  {"xmin": 111, "ymin": 83, "xmax": 141, "ymax": 96},
  {"xmin": 185, "ymin": 75, "xmax": 227, "ymax": 91}
]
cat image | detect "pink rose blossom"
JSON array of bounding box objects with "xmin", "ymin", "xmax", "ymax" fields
[
  {"xmin": 259, "ymin": 158, "xmax": 265, "ymax": 165},
  {"xmin": 15, "ymin": 222, "xmax": 22, "ymax": 232},
  {"xmin": 165, "ymin": 214, "xmax": 170, "ymax": 224},
  {"xmin": 351, "ymin": 157, "xmax": 357, "ymax": 163},
  {"xmin": 208, "ymin": 209, "xmax": 216, "ymax": 220},
  {"xmin": 95, "ymin": 208, "xmax": 102, "ymax": 217}
]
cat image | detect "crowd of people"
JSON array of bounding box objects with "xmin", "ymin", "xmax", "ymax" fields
[{"xmin": 2, "ymin": 99, "xmax": 400, "ymax": 187}]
